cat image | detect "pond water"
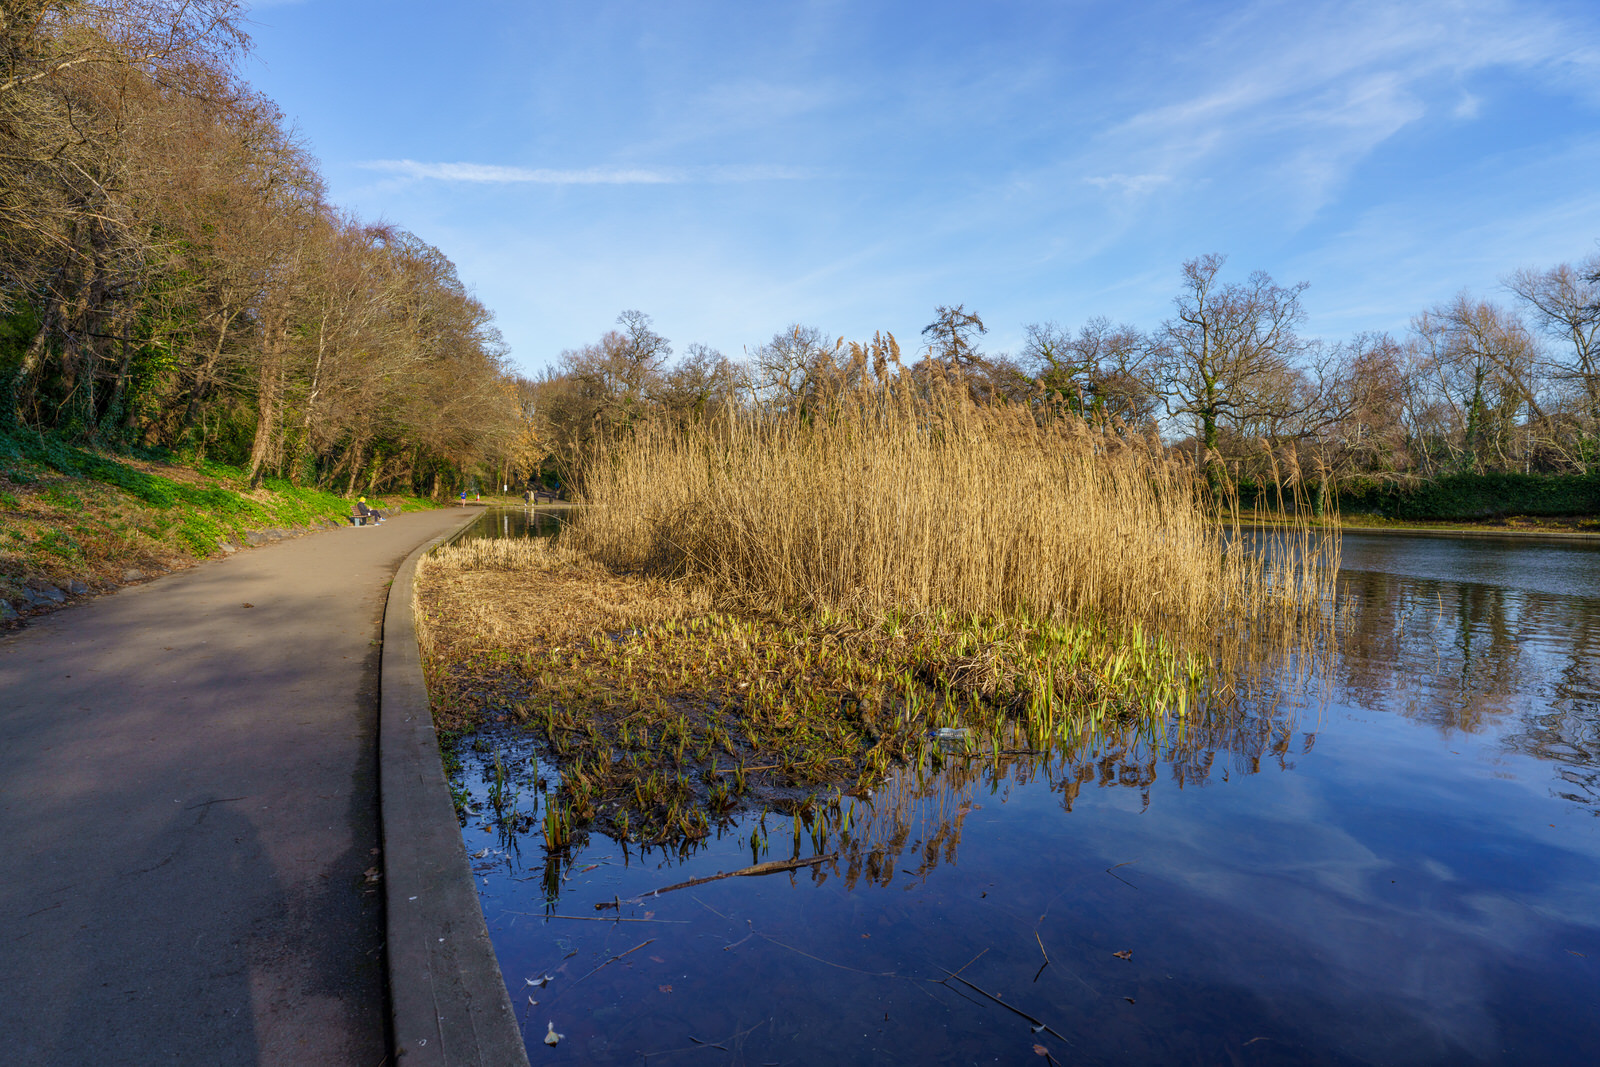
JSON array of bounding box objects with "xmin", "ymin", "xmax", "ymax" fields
[
  {"xmin": 448, "ymin": 527, "xmax": 1600, "ymax": 1065},
  {"xmin": 455, "ymin": 505, "xmax": 569, "ymax": 542}
]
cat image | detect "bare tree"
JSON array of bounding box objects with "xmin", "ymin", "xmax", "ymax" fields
[
  {"xmin": 658, "ymin": 342, "xmax": 741, "ymax": 425},
  {"xmin": 1412, "ymin": 295, "xmax": 1547, "ymax": 472},
  {"xmin": 1312, "ymin": 332, "xmax": 1411, "ymax": 479},
  {"xmin": 1021, "ymin": 317, "xmax": 1152, "ymax": 423},
  {"xmin": 1148, "ymin": 254, "xmax": 1310, "ymax": 484},
  {"xmin": 747, "ymin": 324, "xmax": 839, "ymax": 415},
  {"xmin": 1506, "ymin": 257, "xmax": 1600, "ymax": 438},
  {"xmin": 921, "ymin": 303, "xmax": 986, "ymax": 368}
]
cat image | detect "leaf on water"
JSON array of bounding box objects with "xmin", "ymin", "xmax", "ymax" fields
[
  {"xmin": 544, "ymin": 1022, "xmax": 563, "ymax": 1046},
  {"xmin": 1112, "ymin": 950, "xmax": 1133, "ymax": 960},
  {"xmin": 1569, "ymin": 950, "xmax": 1587, "ymax": 957},
  {"xmin": 649, "ymin": 956, "xmax": 666, "ymax": 963},
  {"xmin": 1033, "ymin": 1044, "xmax": 1050, "ymax": 1056},
  {"xmin": 1124, "ymin": 996, "xmax": 1136, "ymax": 1004},
  {"xmin": 472, "ymin": 848, "xmax": 490, "ymax": 859},
  {"xmin": 363, "ymin": 867, "xmax": 381, "ymax": 884},
  {"xmin": 525, "ymin": 975, "xmax": 552, "ymax": 987},
  {"xmin": 659, "ymin": 984, "xmax": 673, "ymax": 993}
]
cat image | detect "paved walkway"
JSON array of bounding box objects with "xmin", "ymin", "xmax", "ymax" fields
[{"xmin": 0, "ymin": 508, "xmax": 474, "ymax": 1065}]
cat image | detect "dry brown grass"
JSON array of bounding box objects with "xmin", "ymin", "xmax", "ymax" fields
[
  {"xmin": 416, "ymin": 538, "xmax": 700, "ymax": 655},
  {"xmin": 414, "ymin": 537, "xmax": 702, "ymax": 731},
  {"xmin": 568, "ymin": 371, "xmax": 1337, "ymax": 662}
]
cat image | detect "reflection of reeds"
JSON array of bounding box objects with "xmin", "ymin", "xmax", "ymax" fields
[
  {"xmin": 771, "ymin": 689, "xmax": 1308, "ymax": 893},
  {"xmin": 569, "ymin": 370, "xmax": 1336, "ymax": 673}
]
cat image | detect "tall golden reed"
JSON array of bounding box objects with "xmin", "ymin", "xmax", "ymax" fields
[{"xmin": 568, "ymin": 367, "xmax": 1336, "ymax": 659}]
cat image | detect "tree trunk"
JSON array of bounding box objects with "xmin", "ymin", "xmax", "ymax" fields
[{"xmin": 4, "ymin": 299, "xmax": 59, "ymax": 428}]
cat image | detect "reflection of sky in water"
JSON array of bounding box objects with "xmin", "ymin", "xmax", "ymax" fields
[
  {"xmin": 463, "ymin": 532, "xmax": 1600, "ymax": 1064},
  {"xmin": 1339, "ymin": 531, "xmax": 1600, "ymax": 602}
]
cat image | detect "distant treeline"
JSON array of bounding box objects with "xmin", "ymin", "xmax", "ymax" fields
[
  {"xmin": 527, "ymin": 254, "xmax": 1600, "ymax": 515},
  {"xmin": 1331, "ymin": 473, "xmax": 1600, "ymax": 522},
  {"xmin": 1, "ymin": 1, "xmax": 523, "ymax": 495}
]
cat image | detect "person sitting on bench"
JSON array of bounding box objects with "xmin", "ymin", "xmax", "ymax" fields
[{"xmin": 352, "ymin": 496, "xmax": 384, "ymax": 525}]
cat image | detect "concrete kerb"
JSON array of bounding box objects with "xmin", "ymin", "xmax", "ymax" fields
[{"xmin": 380, "ymin": 510, "xmax": 531, "ymax": 1067}]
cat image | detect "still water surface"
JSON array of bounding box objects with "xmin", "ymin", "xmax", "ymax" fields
[
  {"xmin": 451, "ymin": 522, "xmax": 1600, "ymax": 1064},
  {"xmin": 456, "ymin": 505, "xmax": 567, "ymax": 541}
]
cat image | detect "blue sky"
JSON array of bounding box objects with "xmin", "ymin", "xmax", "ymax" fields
[{"xmin": 243, "ymin": 0, "xmax": 1600, "ymax": 376}]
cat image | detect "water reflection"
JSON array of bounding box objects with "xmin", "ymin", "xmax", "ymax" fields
[
  {"xmin": 456, "ymin": 505, "xmax": 566, "ymax": 542},
  {"xmin": 452, "ymin": 529, "xmax": 1600, "ymax": 1064},
  {"xmin": 1335, "ymin": 533, "xmax": 1600, "ymax": 812},
  {"xmin": 460, "ymin": 530, "xmax": 1600, "ymax": 877}
]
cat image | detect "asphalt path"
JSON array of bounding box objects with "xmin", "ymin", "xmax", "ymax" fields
[{"xmin": 0, "ymin": 508, "xmax": 474, "ymax": 1065}]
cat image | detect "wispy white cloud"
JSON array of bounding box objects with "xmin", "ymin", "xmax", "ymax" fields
[
  {"xmin": 1078, "ymin": 0, "xmax": 1600, "ymax": 220},
  {"xmin": 1084, "ymin": 173, "xmax": 1172, "ymax": 195},
  {"xmin": 360, "ymin": 160, "xmax": 814, "ymax": 185}
]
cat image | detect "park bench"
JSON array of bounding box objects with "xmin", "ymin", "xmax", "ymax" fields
[{"xmin": 350, "ymin": 502, "xmax": 389, "ymax": 526}]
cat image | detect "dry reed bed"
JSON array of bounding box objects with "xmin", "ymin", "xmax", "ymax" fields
[
  {"xmin": 416, "ymin": 379, "xmax": 1335, "ymax": 850},
  {"xmin": 570, "ymin": 376, "xmax": 1336, "ymax": 657}
]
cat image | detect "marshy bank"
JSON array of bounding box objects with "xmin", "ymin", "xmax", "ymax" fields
[
  {"xmin": 428, "ymin": 526, "xmax": 1600, "ymax": 1063},
  {"xmin": 417, "ymin": 379, "xmax": 1337, "ymax": 850},
  {"xmin": 418, "ymin": 535, "xmax": 1222, "ymax": 847}
]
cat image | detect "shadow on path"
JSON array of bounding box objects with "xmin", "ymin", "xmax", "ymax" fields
[{"xmin": 0, "ymin": 510, "xmax": 467, "ymax": 1065}]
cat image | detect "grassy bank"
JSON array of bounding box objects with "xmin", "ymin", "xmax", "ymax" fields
[
  {"xmin": 1241, "ymin": 509, "xmax": 1600, "ymax": 537},
  {"xmin": 417, "ymin": 374, "xmax": 1337, "ymax": 850},
  {"xmin": 1334, "ymin": 512, "xmax": 1600, "ymax": 535},
  {"xmin": 0, "ymin": 429, "xmax": 439, "ymax": 623}
]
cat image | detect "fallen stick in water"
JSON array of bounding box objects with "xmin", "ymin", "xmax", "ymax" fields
[
  {"xmin": 938, "ymin": 967, "xmax": 1071, "ymax": 1044},
  {"xmin": 571, "ymin": 939, "xmax": 656, "ymax": 987},
  {"xmin": 595, "ymin": 855, "xmax": 836, "ymax": 910}
]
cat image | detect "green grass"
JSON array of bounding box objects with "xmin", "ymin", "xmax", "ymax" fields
[{"xmin": 0, "ymin": 427, "xmax": 444, "ymax": 610}]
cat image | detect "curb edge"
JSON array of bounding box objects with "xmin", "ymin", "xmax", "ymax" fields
[{"xmin": 379, "ymin": 511, "xmax": 531, "ymax": 1066}]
